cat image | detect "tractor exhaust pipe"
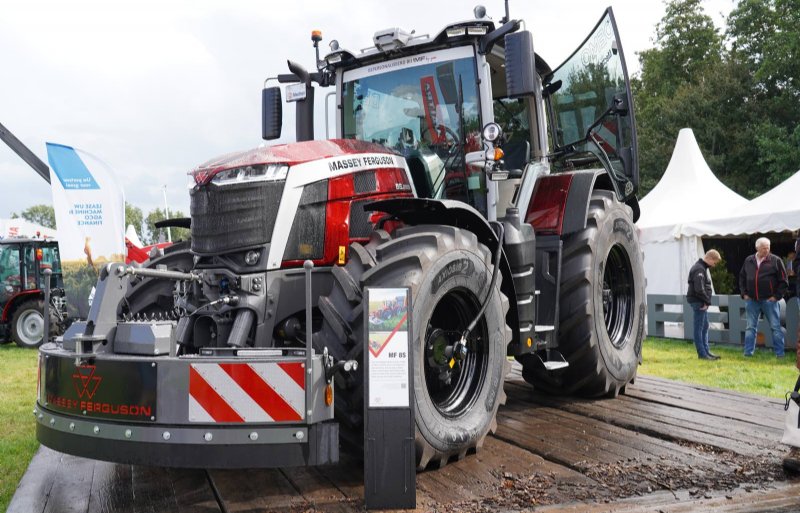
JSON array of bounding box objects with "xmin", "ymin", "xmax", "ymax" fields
[{"xmin": 287, "ymin": 60, "xmax": 315, "ymax": 142}]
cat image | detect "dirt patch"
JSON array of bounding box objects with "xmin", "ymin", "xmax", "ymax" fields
[{"xmin": 433, "ymin": 451, "xmax": 794, "ymax": 512}]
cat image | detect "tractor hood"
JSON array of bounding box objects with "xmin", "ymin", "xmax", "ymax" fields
[{"xmin": 190, "ymin": 139, "xmax": 395, "ymax": 185}]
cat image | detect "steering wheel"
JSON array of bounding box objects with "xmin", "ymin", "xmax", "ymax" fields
[{"xmin": 420, "ymin": 124, "xmax": 461, "ymax": 160}]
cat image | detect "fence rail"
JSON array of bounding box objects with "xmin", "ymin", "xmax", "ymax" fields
[{"xmin": 647, "ymin": 294, "xmax": 799, "ymax": 349}]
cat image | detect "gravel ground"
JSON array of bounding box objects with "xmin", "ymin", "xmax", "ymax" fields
[{"xmin": 433, "ymin": 446, "xmax": 796, "ymax": 512}]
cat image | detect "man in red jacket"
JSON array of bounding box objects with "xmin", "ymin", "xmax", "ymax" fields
[{"xmin": 739, "ymin": 237, "xmax": 789, "ymax": 357}]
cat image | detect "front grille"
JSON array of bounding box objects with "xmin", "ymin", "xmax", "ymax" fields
[{"xmin": 190, "ymin": 180, "xmax": 285, "ymax": 254}]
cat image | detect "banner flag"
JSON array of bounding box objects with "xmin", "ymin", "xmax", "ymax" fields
[{"xmin": 47, "ymin": 143, "xmax": 125, "ymax": 318}]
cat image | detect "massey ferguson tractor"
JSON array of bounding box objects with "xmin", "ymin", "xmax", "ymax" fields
[{"xmin": 35, "ymin": 5, "xmax": 645, "ymax": 471}]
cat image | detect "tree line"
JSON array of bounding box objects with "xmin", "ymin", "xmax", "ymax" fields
[
  {"xmin": 634, "ymin": 0, "xmax": 800, "ymax": 198},
  {"xmin": 11, "ymin": 203, "xmax": 190, "ymax": 245}
]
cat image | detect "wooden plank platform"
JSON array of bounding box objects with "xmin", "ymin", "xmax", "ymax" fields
[{"xmin": 9, "ymin": 375, "xmax": 800, "ymax": 512}]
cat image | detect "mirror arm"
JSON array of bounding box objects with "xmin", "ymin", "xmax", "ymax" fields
[
  {"xmin": 478, "ymin": 20, "xmax": 520, "ymax": 55},
  {"xmin": 583, "ymin": 96, "xmax": 626, "ymax": 141}
]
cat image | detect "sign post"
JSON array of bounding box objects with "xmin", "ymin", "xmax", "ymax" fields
[{"xmin": 363, "ymin": 287, "xmax": 415, "ymax": 510}]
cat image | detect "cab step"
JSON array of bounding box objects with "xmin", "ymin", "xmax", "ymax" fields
[{"xmin": 531, "ymin": 349, "xmax": 569, "ymax": 371}]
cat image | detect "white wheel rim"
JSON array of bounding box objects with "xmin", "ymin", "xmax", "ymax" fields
[{"xmin": 18, "ymin": 310, "xmax": 44, "ymax": 345}]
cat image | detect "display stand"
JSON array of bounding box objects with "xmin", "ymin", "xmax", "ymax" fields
[{"xmin": 363, "ymin": 287, "xmax": 415, "ymax": 510}]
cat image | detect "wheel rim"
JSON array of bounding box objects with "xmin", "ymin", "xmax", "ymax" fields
[
  {"xmin": 602, "ymin": 244, "xmax": 634, "ymax": 349},
  {"xmin": 18, "ymin": 309, "xmax": 44, "ymax": 346},
  {"xmin": 423, "ymin": 288, "xmax": 489, "ymax": 418}
]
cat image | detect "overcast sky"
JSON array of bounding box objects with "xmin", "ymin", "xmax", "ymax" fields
[{"xmin": 0, "ymin": 0, "xmax": 735, "ymax": 221}]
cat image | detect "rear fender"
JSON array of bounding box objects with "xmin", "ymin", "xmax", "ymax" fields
[
  {"xmin": 522, "ymin": 169, "xmax": 640, "ymax": 238},
  {"xmin": 366, "ymin": 198, "xmax": 520, "ymax": 348},
  {"xmin": 1, "ymin": 290, "xmax": 42, "ymax": 322}
]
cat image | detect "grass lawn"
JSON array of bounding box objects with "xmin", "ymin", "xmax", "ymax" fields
[
  {"xmin": 0, "ymin": 338, "xmax": 797, "ymax": 509},
  {"xmin": 0, "ymin": 344, "xmax": 39, "ymax": 512},
  {"xmin": 640, "ymin": 337, "xmax": 799, "ymax": 399}
]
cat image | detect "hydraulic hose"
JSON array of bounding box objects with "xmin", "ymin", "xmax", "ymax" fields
[{"xmin": 461, "ymin": 221, "xmax": 505, "ymax": 344}]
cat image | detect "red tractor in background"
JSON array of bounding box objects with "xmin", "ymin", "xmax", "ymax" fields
[{"xmin": 0, "ymin": 237, "xmax": 66, "ymax": 347}]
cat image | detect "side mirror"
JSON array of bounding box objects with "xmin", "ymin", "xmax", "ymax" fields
[
  {"xmin": 610, "ymin": 94, "xmax": 629, "ymax": 116},
  {"xmin": 504, "ymin": 31, "xmax": 536, "ymax": 98},
  {"xmin": 262, "ymin": 87, "xmax": 282, "ymax": 140}
]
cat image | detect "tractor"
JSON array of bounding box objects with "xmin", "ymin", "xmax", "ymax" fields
[
  {"xmin": 0, "ymin": 237, "xmax": 66, "ymax": 347},
  {"xmin": 35, "ymin": 4, "xmax": 645, "ymax": 471}
]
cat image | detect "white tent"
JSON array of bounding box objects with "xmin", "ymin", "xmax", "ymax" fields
[
  {"xmin": 636, "ymin": 128, "xmax": 748, "ymax": 296},
  {"xmin": 682, "ymin": 168, "xmax": 800, "ymax": 237},
  {"xmin": 0, "ymin": 218, "xmax": 57, "ymax": 240}
]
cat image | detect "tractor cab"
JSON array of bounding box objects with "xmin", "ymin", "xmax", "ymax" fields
[
  {"xmin": 0, "ymin": 238, "xmax": 64, "ymax": 346},
  {"xmin": 263, "ymin": 7, "xmax": 638, "ymax": 221}
]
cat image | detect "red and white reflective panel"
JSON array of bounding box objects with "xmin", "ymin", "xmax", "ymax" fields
[{"xmin": 189, "ymin": 362, "xmax": 305, "ymax": 423}]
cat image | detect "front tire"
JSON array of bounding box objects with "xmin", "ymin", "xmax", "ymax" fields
[
  {"xmin": 12, "ymin": 300, "xmax": 46, "ymax": 348},
  {"xmin": 523, "ymin": 190, "xmax": 645, "ymax": 397},
  {"xmin": 124, "ymin": 241, "xmax": 193, "ymax": 316},
  {"xmin": 316, "ymin": 225, "xmax": 511, "ymax": 469}
]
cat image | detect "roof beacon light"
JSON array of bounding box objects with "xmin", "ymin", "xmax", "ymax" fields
[{"xmin": 311, "ymin": 30, "xmax": 323, "ymax": 43}]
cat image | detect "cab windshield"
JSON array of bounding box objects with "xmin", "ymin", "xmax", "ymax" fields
[{"xmin": 342, "ymin": 47, "xmax": 485, "ymax": 210}]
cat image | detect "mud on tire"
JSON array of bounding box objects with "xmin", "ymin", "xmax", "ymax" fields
[
  {"xmin": 315, "ymin": 225, "xmax": 511, "ymax": 470},
  {"xmin": 522, "ymin": 190, "xmax": 645, "ymax": 397}
]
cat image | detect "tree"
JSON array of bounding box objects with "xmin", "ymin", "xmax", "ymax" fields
[
  {"xmin": 144, "ymin": 208, "xmax": 190, "ymax": 245},
  {"xmin": 637, "ymin": 0, "xmax": 722, "ymax": 96},
  {"xmin": 727, "ymin": 0, "xmax": 800, "ymax": 193},
  {"xmin": 633, "ymin": 0, "xmax": 725, "ymax": 196},
  {"xmin": 13, "ymin": 204, "xmax": 56, "ymax": 229},
  {"xmin": 125, "ymin": 202, "xmax": 144, "ymax": 240},
  {"xmin": 633, "ymin": 0, "xmax": 800, "ymax": 199}
]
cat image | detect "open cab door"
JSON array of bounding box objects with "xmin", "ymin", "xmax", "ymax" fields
[{"xmin": 544, "ymin": 8, "xmax": 639, "ymax": 201}]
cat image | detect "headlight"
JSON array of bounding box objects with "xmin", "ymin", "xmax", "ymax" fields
[
  {"xmin": 211, "ymin": 164, "xmax": 289, "ymax": 185},
  {"xmin": 244, "ymin": 250, "xmax": 260, "ymax": 265},
  {"xmin": 482, "ymin": 122, "xmax": 502, "ymax": 143},
  {"xmin": 190, "ymin": 164, "xmax": 289, "ymax": 186}
]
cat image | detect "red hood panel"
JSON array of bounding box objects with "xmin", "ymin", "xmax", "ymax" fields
[{"xmin": 192, "ymin": 139, "xmax": 395, "ymax": 175}]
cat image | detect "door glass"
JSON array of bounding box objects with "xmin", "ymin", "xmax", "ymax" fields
[
  {"xmin": 38, "ymin": 245, "xmax": 62, "ymax": 289},
  {"xmin": 546, "ymin": 8, "xmax": 638, "ymax": 193},
  {"xmin": 0, "ymin": 245, "xmax": 22, "ymax": 302},
  {"xmin": 23, "ymin": 246, "xmax": 37, "ymax": 290}
]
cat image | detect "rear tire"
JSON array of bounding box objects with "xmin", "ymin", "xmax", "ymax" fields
[
  {"xmin": 315, "ymin": 225, "xmax": 511, "ymax": 470},
  {"xmin": 522, "ymin": 190, "xmax": 645, "ymax": 397},
  {"xmin": 12, "ymin": 300, "xmax": 46, "ymax": 348}
]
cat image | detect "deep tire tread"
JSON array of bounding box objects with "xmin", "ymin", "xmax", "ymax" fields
[
  {"xmin": 315, "ymin": 225, "xmax": 511, "ymax": 470},
  {"xmin": 522, "ymin": 190, "xmax": 644, "ymax": 397}
]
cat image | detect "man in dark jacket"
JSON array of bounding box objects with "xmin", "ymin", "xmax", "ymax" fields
[
  {"xmin": 739, "ymin": 237, "xmax": 789, "ymax": 357},
  {"xmin": 687, "ymin": 249, "xmax": 721, "ymax": 360},
  {"xmin": 795, "ymin": 236, "xmax": 800, "ymax": 298}
]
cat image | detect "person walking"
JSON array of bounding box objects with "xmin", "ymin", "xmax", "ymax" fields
[
  {"xmin": 739, "ymin": 237, "xmax": 789, "ymax": 357},
  {"xmin": 687, "ymin": 249, "xmax": 721, "ymax": 360}
]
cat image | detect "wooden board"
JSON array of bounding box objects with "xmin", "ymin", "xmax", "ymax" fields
[{"xmin": 9, "ymin": 375, "xmax": 800, "ymax": 513}]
